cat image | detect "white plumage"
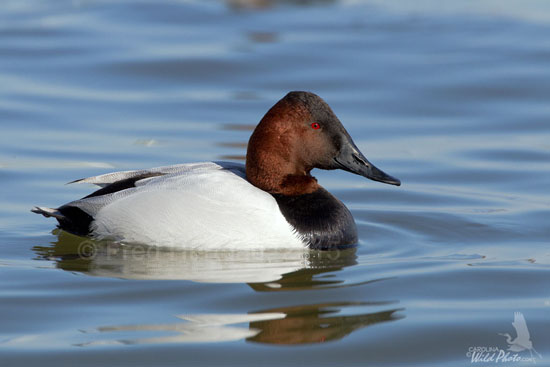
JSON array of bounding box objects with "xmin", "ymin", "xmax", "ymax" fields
[{"xmin": 61, "ymin": 162, "xmax": 304, "ymax": 249}]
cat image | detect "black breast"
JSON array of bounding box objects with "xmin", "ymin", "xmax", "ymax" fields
[{"xmin": 272, "ymin": 188, "xmax": 358, "ymax": 250}]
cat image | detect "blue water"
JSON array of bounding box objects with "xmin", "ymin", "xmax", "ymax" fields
[{"xmin": 1, "ymin": 1, "xmax": 549, "ymax": 366}]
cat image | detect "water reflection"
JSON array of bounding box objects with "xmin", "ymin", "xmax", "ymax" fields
[
  {"xmin": 77, "ymin": 302, "xmax": 403, "ymax": 346},
  {"xmin": 33, "ymin": 232, "xmax": 404, "ymax": 346},
  {"xmin": 227, "ymin": 0, "xmax": 336, "ymax": 10},
  {"xmin": 217, "ymin": 142, "xmax": 247, "ymax": 160},
  {"xmin": 222, "ymin": 123, "xmax": 255, "ymax": 131},
  {"xmin": 218, "ymin": 154, "xmax": 246, "ymax": 160},
  {"xmin": 33, "ymin": 230, "xmax": 359, "ymax": 285},
  {"xmin": 217, "ymin": 126, "xmax": 249, "ymax": 160},
  {"xmin": 247, "ymin": 31, "xmax": 278, "ymax": 43},
  {"xmin": 248, "ymin": 302, "xmax": 403, "ymax": 344}
]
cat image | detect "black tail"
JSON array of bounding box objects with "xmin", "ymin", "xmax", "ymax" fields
[{"xmin": 32, "ymin": 206, "xmax": 93, "ymax": 236}]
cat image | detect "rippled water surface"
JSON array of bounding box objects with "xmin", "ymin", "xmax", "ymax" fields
[{"xmin": 1, "ymin": 1, "xmax": 550, "ymax": 366}]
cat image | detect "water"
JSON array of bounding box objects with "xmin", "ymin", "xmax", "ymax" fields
[{"xmin": 1, "ymin": 1, "xmax": 550, "ymax": 366}]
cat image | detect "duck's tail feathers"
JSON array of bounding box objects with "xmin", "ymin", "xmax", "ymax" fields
[
  {"xmin": 32, "ymin": 205, "xmax": 94, "ymax": 236},
  {"xmin": 31, "ymin": 206, "xmax": 65, "ymax": 220}
]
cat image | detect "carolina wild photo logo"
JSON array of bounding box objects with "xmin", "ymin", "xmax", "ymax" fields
[{"xmin": 466, "ymin": 312, "xmax": 542, "ymax": 364}]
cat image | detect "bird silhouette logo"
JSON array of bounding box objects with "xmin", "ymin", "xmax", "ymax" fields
[{"xmin": 498, "ymin": 312, "xmax": 542, "ymax": 360}]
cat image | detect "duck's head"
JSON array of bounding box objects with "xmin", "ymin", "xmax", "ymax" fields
[{"xmin": 246, "ymin": 91, "xmax": 400, "ymax": 195}]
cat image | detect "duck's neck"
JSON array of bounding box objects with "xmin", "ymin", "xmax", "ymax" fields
[
  {"xmin": 246, "ymin": 147, "xmax": 320, "ymax": 196},
  {"xmin": 279, "ymin": 174, "xmax": 320, "ymax": 196},
  {"xmin": 246, "ymin": 161, "xmax": 320, "ymax": 195}
]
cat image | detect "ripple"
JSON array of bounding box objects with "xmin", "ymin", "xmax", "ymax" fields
[{"xmin": 463, "ymin": 148, "xmax": 550, "ymax": 163}]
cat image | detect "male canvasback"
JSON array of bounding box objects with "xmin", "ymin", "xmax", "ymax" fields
[{"xmin": 33, "ymin": 91, "xmax": 400, "ymax": 250}]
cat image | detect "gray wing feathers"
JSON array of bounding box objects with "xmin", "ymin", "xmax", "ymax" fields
[
  {"xmin": 60, "ymin": 162, "xmax": 247, "ymax": 218},
  {"xmin": 68, "ymin": 161, "xmax": 245, "ymax": 187},
  {"xmin": 68, "ymin": 164, "xmax": 188, "ymax": 187}
]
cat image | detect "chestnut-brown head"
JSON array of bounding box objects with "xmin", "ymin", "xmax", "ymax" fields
[{"xmin": 246, "ymin": 91, "xmax": 400, "ymax": 196}]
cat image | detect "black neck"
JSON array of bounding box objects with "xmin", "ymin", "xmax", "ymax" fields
[{"xmin": 272, "ymin": 187, "xmax": 358, "ymax": 250}]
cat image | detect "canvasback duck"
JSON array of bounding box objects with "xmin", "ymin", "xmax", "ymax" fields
[{"xmin": 33, "ymin": 91, "xmax": 400, "ymax": 250}]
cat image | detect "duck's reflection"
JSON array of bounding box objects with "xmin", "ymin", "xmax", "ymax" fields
[
  {"xmin": 33, "ymin": 231, "xmax": 404, "ymax": 346},
  {"xmin": 76, "ymin": 302, "xmax": 403, "ymax": 346},
  {"xmin": 33, "ymin": 230, "xmax": 359, "ymax": 285},
  {"xmin": 248, "ymin": 302, "xmax": 403, "ymax": 345}
]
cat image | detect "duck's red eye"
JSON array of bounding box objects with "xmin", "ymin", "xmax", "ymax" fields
[{"xmin": 311, "ymin": 122, "xmax": 320, "ymax": 130}]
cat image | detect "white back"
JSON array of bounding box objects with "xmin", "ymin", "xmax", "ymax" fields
[{"xmin": 72, "ymin": 162, "xmax": 304, "ymax": 249}]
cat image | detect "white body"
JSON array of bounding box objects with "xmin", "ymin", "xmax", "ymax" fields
[{"xmin": 68, "ymin": 162, "xmax": 304, "ymax": 249}]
